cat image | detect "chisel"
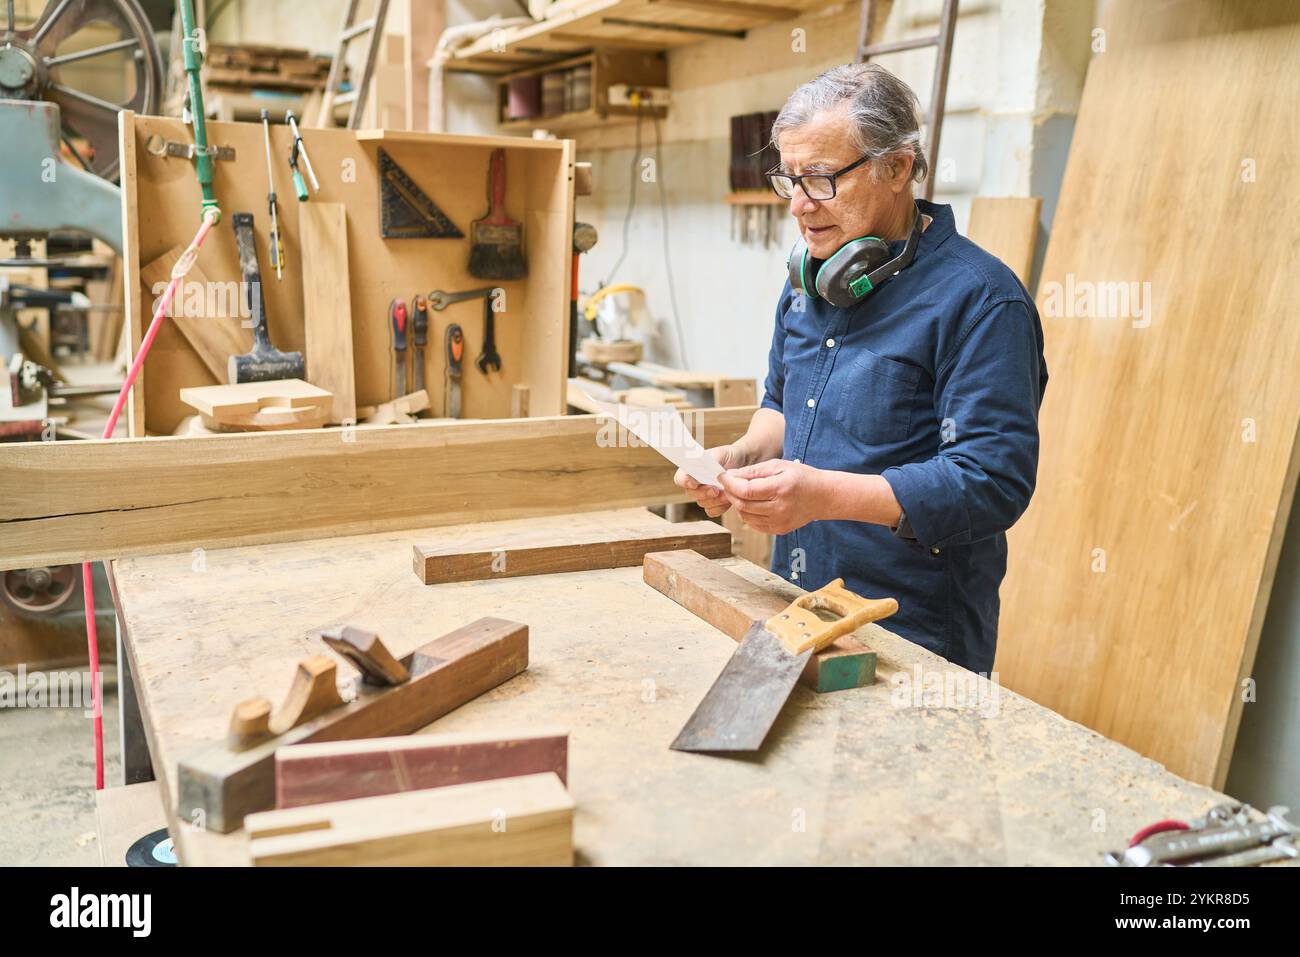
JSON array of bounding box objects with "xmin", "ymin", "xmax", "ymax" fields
[
  {"xmin": 411, "ymin": 294, "xmax": 429, "ymax": 394},
  {"xmin": 445, "ymin": 323, "xmax": 464, "ymax": 419},
  {"xmin": 672, "ymin": 579, "xmax": 897, "ymax": 752},
  {"xmin": 389, "ymin": 298, "xmax": 408, "ymax": 400}
]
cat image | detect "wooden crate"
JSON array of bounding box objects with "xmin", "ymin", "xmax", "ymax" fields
[{"xmin": 119, "ymin": 114, "xmax": 575, "ymax": 437}]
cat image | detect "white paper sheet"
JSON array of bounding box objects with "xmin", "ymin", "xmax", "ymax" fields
[{"xmin": 585, "ymin": 393, "xmax": 725, "ymax": 489}]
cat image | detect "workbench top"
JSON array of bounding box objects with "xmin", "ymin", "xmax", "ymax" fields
[{"xmin": 112, "ymin": 512, "xmax": 1231, "ymax": 866}]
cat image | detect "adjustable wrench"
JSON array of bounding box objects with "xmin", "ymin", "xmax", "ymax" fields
[{"xmin": 477, "ymin": 297, "xmax": 502, "ymax": 374}]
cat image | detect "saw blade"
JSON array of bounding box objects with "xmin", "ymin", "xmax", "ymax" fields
[{"xmin": 671, "ymin": 621, "xmax": 811, "ymax": 752}]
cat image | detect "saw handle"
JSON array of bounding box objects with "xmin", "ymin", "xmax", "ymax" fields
[{"xmin": 766, "ymin": 578, "xmax": 898, "ymax": 655}]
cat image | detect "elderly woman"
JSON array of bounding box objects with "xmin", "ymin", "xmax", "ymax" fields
[{"xmin": 677, "ymin": 64, "xmax": 1047, "ymax": 675}]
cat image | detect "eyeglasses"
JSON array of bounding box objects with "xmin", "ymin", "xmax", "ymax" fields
[{"xmin": 765, "ymin": 153, "xmax": 872, "ymax": 201}]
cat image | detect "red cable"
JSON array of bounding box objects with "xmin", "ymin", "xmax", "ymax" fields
[{"xmin": 81, "ymin": 209, "xmax": 219, "ymax": 789}]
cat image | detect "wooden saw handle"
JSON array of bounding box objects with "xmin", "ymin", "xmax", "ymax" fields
[{"xmin": 765, "ymin": 578, "xmax": 898, "ymax": 655}]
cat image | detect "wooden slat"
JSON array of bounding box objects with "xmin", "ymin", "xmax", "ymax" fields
[
  {"xmin": 643, "ymin": 549, "xmax": 878, "ymax": 693},
  {"xmin": 966, "ymin": 196, "xmax": 1042, "ymax": 289},
  {"xmin": 0, "ymin": 406, "xmax": 753, "ymax": 570},
  {"xmin": 275, "ymin": 729, "xmax": 569, "ymax": 809},
  {"xmin": 996, "ymin": 0, "xmax": 1300, "ymax": 788},
  {"xmin": 413, "ymin": 508, "xmax": 730, "ymax": 584},
  {"xmin": 176, "ymin": 617, "xmax": 529, "ymax": 833},
  {"xmin": 299, "ymin": 203, "xmax": 357, "ymax": 425},
  {"xmin": 248, "ymin": 772, "xmax": 574, "ymax": 866}
]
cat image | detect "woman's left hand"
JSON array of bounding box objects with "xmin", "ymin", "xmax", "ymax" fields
[{"xmin": 718, "ymin": 459, "xmax": 830, "ymax": 535}]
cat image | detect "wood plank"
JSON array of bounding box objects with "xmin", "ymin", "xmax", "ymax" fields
[
  {"xmin": 996, "ymin": 0, "xmax": 1300, "ymax": 788},
  {"xmin": 643, "ymin": 549, "xmax": 878, "ymax": 693},
  {"xmin": 275, "ymin": 728, "xmax": 569, "ymax": 808},
  {"xmin": 413, "ymin": 508, "xmax": 730, "ymax": 583},
  {"xmin": 0, "ymin": 406, "xmax": 753, "ymax": 570},
  {"xmin": 966, "ymin": 196, "xmax": 1042, "ymax": 289},
  {"xmin": 175, "ymin": 617, "xmax": 529, "ymax": 832},
  {"xmin": 299, "ymin": 203, "xmax": 357, "ymax": 425},
  {"xmin": 248, "ymin": 772, "xmax": 574, "ymax": 866}
]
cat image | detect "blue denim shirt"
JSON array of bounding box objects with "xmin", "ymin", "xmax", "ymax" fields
[{"xmin": 761, "ymin": 199, "xmax": 1047, "ymax": 673}]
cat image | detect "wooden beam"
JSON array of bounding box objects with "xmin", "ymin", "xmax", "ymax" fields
[
  {"xmin": 413, "ymin": 509, "xmax": 731, "ymax": 584},
  {"xmin": 275, "ymin": 729, "xmax": 569, "ymax": 809},
  {"xmin": 248, "ymin": 772, "xmax": 574, "ymax": 866},
  {"xmin": 0, "ymin": 406, "xmax": 754, "ymax": 571},
  {"xmin": 175, "ymin": 617, "xmax": 528, "ymax": 833},
  {"xmin": 643, "ymin": 549, "xmax": 878, "ymax": 693},
  {"xmin": 648, "ymin": 0, "xmax": 798, "ymax": 21}
]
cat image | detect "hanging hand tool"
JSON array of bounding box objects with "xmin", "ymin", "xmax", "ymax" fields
[
  {"xmin": 378, "ymin": 148, "xmax": 463, "ymax": 239},
  {"xmin": 428, "ymin": 286, "xmax": 499, "ymax": 311},
  {"xmin": 469, "ymin": 148, "xmax": 527, "ymax": 280},
  {"xmin": 672, "ymin": 580, "xmax": 897, "ymax": 752},
  {"xmin": 444, "ymin": 324, "xmax": 464, "ymax": 419},
  {"xmin": 477, "ymin": 296, "xmax": 502, "ymax": 375},
  {"xmin": 285, "ymin": 110, "xmax": 319, "ymax": 202},
  {"xmin": 259, "ymin": 109, "xmax": 284, "ymax": 279},
  {"xmin": 389, "ymin": 298, "xmax": 408, "ymax": 400},
  {"xmin": 411, "ymin": 295, "xmax": 429, "ymax": 395},
  {"xmin": 228, "ymin": 213, "xmax": 305, "ymax": 384}
]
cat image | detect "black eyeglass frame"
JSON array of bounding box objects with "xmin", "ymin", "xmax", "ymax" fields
[{"xmin": 764, "ymin": 152, "xmax": 874, "ymax": 201}]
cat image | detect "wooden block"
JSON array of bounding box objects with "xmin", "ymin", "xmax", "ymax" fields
[
  {"xmin": 299, "ymin": 202, "xmax": 357, "ymax": 425},
  {"xmin": 275, "ymin": 728, "xmax": 569, "ymax": 809},
  {"xmin": 176, "ymin": 617, "xmax": 529, "ymax": 833},
  {"xmin": 139, "ymin": 245, "xmax": 253, "ymax": 383},
  {"xmin": 579, "ymin": 337, "xmax": 643, "ymax": 364},
  {"xmin": 643, "ymin": 550, "xmax": 877, "ymax": 693},
  {"xmin": 248, "ymin": 772, "xmax": 574, "ymax": 866},
  {"xmin": 967, "ymin": 196, "xmax": 1042, "ymax": 288},
  {"xmin": 414, "ymin": 510, "xmax": 731, "ymax": 584},
  {"xmin": 713, "ymin": 377, "xmax": 757, "ymax": 408},
  {"xmin": 179, "ymin": 378, "xmax": 332, "ymax": 431},
  {"xmin": 511, "ymin": 384, "xmax": 530, "ymax": 418}
]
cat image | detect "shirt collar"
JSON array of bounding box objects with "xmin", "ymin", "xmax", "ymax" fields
[{"xmin": 888, "ymin": 198, "xmax": 955, "ymax": 258}]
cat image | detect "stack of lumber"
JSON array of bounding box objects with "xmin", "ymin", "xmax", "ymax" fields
[{"xmin": 204, "ymin": 43, "xmax": 338, "ymax": 94}]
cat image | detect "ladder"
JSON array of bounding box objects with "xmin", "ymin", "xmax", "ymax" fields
[
  {"xmin": 316, "ymin": 0, "xmax": 392, "ymax": 129},
  {"xmin": 857, "ymin": 0, "xmax": 959, "ymax": 201}
]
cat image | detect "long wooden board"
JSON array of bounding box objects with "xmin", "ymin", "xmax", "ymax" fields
[
  {"xmin": 299, "ymin": 202, "xmax": 357, "ymax": 426},
  {"xmin": 996, "ymin": 0, "xmax": 1300, "ymax": 788},
  {"xmin": 275, "ymin": 728, "xmax": 569, "ymax": 809},
  {"xmin": 247, "ymin": 772, "xmax": 574, "ymax": 866},
  {"xmin": 643, "ymin": 549, "xmax": 879, "ymax": 693},
  {"xmin": 966, "ymin": 196, "xmax": 1041, "ymax": 288},
  {"xmin": 0, "ymin": 406, "xmax": 753, "ymax": 570},
  {"xmin": 176, "ymin": 617, "xmax": 528, "ymax": 833},
  {"xmin": 413, "ymin": 508, "xmax": 731, "ymax": 583}
]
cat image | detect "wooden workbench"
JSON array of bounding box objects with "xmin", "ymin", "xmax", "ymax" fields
[{"xmin": 112, "ymin": 511, "xmax": 1233, "ymax": 866}]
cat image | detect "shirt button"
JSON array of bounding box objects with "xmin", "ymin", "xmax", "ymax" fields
[
  {"xmin": 825, "ymin": 338, "xmax": 836, "ymax": 348},
  {"xmin": 806, "ymin": 398, "xmax": 815, "ymax": 408},
  {"xmin": 931, "ymin": 547, "xmax": 941, "ymax": 556},
  {"xmin": 791, "ymin": 572, "xmax": 800, "ymax": 581},
  {"xmin": 793, "ymin": 458, "xmax": 800, "ymax": 464}
]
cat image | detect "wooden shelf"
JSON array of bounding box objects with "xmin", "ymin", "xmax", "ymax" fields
[
  {"xmin": 498, "ymin": 105, "xmax": 664, "ymax": 133},
  {"xmin": 446, "ymin": 0, "xmax": 829, "ymax": 75},
  {"xmin": 726, "ymin": 190, "xmax": 786, "ymax": 206}
]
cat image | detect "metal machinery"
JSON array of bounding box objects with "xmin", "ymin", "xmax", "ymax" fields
[{"xmin": 1, "ymin": 0, "xmax": 161, "ymax": 620}]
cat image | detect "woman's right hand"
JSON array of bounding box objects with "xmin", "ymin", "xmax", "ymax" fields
[{"xmin": 675, "ymin": 445, "xmax": 746, "ymax": 518}]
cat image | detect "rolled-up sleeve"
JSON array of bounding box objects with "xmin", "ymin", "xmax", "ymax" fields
[
  {"xmin": 760, "ymin": 292, "xmax": 790, "ymax": 413},
  {"xmin": 882, "ymin": 298, "xmax": 1045, "ymax": 549}
]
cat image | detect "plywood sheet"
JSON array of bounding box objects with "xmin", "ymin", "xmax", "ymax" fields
[
  {"xmin": 967, "ymin": 196, "xmax": 1041, "ymax": 288},
  {"xmin": 995, "ymin": 0, "xmax": 1300, "ymax": 788}
]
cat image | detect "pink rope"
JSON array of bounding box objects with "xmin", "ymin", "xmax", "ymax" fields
[{"xmin": 81, "ymin": 208, "xmax": 219, "ymax": 789}]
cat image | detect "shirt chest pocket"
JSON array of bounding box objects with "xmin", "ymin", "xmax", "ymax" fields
[{"xmin": 828, "ymin": 348, "xmax": 923, "ymax": 447}]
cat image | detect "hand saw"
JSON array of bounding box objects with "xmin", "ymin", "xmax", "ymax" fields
[{"xmin": 672, "ymin": 579, "xmax": 897, "ymax": 753}]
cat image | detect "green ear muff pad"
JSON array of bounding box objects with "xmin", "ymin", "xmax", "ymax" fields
[
  {"xmin": 815, "ymin": 236, "xmax": 893, "ymax": 308},
  {"xmin": 787, "ymin": 239, "xmax": 823, "ymax": 301}
]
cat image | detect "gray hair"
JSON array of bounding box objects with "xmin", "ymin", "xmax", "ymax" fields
[{"xmin": 771, "ymin": 63, "xmax": 928, "ymax": 184}]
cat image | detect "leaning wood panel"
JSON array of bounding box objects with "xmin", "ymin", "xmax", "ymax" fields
[
  {"xmin": 0, "ymin": 407, "xmax": 753, "ymax": 569},
  {"xmin": 966, "ymin": 196, "xmax": 1041, "ymax": 289},
  {"xmin": 996, "ymin": 0, "xmax": 1300, "ymax": 788},
  {"xmin": 413, "ymin": 508, "xmax": 731, "ymax": 583}
]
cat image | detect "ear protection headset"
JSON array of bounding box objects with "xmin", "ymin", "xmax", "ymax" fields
[{"xmin": 787, "ymin": 206, "xmax": 924, "ymax": 308}]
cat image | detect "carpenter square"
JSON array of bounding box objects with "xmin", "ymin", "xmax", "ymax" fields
[
  {"xmin": 378, "ymin": 148, "xmax": 463, "ymax": 239},
  {"xmin": 672, "ymin": 579, "xmax": 897, "ymax": 752}
]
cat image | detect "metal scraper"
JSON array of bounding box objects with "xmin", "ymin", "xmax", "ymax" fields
[{"xmin": 671, "ymin": 579, "xmax": 897, "ymax": 753}]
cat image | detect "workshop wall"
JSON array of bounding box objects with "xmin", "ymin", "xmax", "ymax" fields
[{"xmin": 442, "ymin": 0, "xmax": 1094, "ymax": 379}]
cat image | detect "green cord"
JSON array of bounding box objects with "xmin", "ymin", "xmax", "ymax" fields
[{"xmin": 178, "ymin": 0, "xmax": 220, "ymax": 223}]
